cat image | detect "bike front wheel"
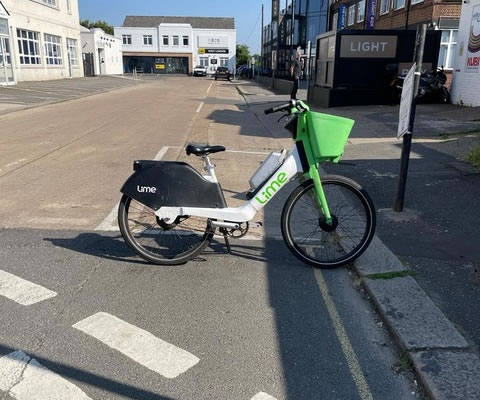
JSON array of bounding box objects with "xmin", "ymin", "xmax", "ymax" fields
[
  {"xmin": 281, "ymin": 175, "xmax": 376, "ymax": 268},
  {"xmin": 118, "ymin": 195, "xmax": 214, "ymax": 265}
]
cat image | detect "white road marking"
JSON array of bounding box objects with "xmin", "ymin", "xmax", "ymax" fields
[
  {"xmin": 206, "ymin": 80, "xmax": 214, "ymax": 94},
  {"xmin": 5, "ymin": 158, "xmax": 27, "ymax": 167},
  {"xmin": 0, "ymin": 270, "xmax": 57, "ymax": 305},
  {"xmin": 73, "ymin": 312, "xmax": 199, "ymax": 379},
  {"xmin": 196, "ymin": 101, "xmax": 204, "ymax": 113},
  {"xmin": 251, "ymin": 393, "xmax": 278, "ymax": 400},
  {"xmin": 0, "ymin": 350, "xmax": 92, "ymax": 400},
  {"xmin": 154, "ymin": 146, "xmax": 169, "ymax": 161},
  {"xmin": 95, "ymin": 146, "xmax": 170, "ymax": 231}
]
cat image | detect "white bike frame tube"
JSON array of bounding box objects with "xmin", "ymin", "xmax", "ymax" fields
[{"xmin": 155, "ymin": 146, "xmax": 304, "ymax": 223}]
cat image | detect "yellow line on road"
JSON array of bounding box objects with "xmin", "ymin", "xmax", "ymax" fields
[{"xmin": 313, "ymin": 269, "xmax": 374, "ymax": 400}]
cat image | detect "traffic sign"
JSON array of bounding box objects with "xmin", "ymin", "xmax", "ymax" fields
[{"xmin": 397, "ymin": 63, "xmax": 415, "ymax": 139}]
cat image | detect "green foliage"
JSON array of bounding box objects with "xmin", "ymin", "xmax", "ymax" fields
[
  {"xmin": 236, "ymin": 44, "xmax": 250, "ymax": 67},
  {"xmin": 80, "ymin": 19, "xmax": 114, "ymax": 35},
  {"xmin": 466, "ymin": 144, "xmax": 480, "ymax": 168}
]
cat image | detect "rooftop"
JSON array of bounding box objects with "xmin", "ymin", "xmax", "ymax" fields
[{"xmin": 122, "ymin": 16, "xmax": 235, "ymax": 30}]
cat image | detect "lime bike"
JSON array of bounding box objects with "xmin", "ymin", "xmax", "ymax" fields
[{"xmin": 118, "ymin": 99, "xmax": 376, "ymax": 267}]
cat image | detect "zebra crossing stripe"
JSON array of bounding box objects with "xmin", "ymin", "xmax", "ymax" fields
[
  {"xmin": 0, "ymin": 350, "xmax": 92, "ymax": 400},
  {"xmin": 73, "ymin": 312, "xmax": 200, "ymax": 379},
  {"xmin": 251, "ymin": 392, "xmax": 278, "ymax": 400},
  {"xmin": 0, "ymin": 270, "xmax": 57, "ymax": 305}
]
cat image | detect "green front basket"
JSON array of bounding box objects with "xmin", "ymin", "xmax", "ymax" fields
[{"xmin": 306, "ymin": 111, "xmax": 355, "ymax": 163}]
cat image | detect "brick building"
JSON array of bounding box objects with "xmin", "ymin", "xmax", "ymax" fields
[{"xmin": 329, "ymin": 0, "xmax": 461, "ymax": 71}]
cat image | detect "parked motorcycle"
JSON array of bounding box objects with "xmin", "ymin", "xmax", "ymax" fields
[{"xmin": 390, "ymin": 67, "xmax": 450, "ymax": 104}]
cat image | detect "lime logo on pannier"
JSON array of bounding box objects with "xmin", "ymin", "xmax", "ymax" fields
[
  {"xmin": 137, "ymin": 185, "xmax": 157, "ymax": 194},
  {"xmin": 255, "ymin": 173, "xmax": 288, "ymax": 205}
]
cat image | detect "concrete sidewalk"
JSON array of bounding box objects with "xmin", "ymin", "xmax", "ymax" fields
[
  {"xmin": 0, "ymin": 75, "xmax": 149, "ymax": 116},
  {"xmin": 236, "ymin": 79, "xmax": 480, "ymax": 400}
]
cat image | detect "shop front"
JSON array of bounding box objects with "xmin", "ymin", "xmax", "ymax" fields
[
  {"xmin": 0, "ymin": 4, "xmax": 15, "ymax": 85},
  {"xmin": 123, "ymin": 53, "xmax": 191, "ymax": 74}
]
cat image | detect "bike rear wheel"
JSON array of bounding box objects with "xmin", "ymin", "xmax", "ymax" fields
[
  {"xmin": 281, "ymin": 175, "xmax": 376, "ymax": 268},
  {"xmin": 118, "ymin": 195, "xmax": 214, "ymax": 265}
]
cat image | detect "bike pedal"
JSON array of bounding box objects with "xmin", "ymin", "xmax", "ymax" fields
[{"xmin": 249, "ymin": 221, "xmax": 263, "ymax": 229}]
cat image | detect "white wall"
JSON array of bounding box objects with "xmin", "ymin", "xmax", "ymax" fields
[
  {"xmin": 2, "ymin": 0, "xmax": 83, "ymax": 82},
  {"xmin": 114, "ymin": 23, "xmax": 237, "ymax": 75},
  {"xmin": 81, "ymin": 28, "xmax": 123, "ymax": 75},
  {"xmin": 192, "ymin": 28, "xmax": 236, "ymax": 75},
  {"xmin": 451, "ymin": 0, "xmax": 480, "ymax": 106}
]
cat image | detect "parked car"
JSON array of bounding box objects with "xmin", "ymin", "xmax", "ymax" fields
[
  {"xmin": 193, "ymin": 65, "xmax": 208, "ymax": 77},
  {"xmin": 215, "ymin": 66, "xmax": 231, "ymax": 81}
]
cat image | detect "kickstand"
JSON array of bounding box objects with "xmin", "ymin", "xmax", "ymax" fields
[{"xmin": 220, "ymin": 228, "xmax": 232, "ymax": 254}]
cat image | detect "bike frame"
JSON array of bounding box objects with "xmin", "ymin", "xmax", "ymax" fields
[{"xmin": 155, "ymin": 100, "xmax": 334, "ymax": 225}]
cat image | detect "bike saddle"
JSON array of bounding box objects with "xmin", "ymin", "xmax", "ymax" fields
[{"xmin": 186, "ymin": 143, "xmax": 226, "ymax": 156}]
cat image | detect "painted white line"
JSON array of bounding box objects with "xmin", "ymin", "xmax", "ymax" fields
[
  {"xmin": 196, "ymin": 101, "xmax": 204, "ymax": 113},
  {"xmin": 206, "ymin": 80, "xmax": 214, "ymax": 95},
  {"xmin": 251, "ymin": 393, "xmax": 278, "ymax": 400},
  {"xmin": 313, "ymin": 269, "xmax": 374, "ymax": 400},
  {"xmin": 0, "ymin": 270, "xmax": 57, "ymax": 305},
  {"xmin": 0, "ymin": 350, "xmax": 92, "ymax": 400},
  {"xmin": 94, "ymin": 202, "xmax": 120, "ymax": 231},
  {"xmin": 73, "ymin": 312, "xmax": 199, "ymax": 379},
  {"xmin": 5, "ymin": 158, "xmax": 27, "ymax": 167},
  {"xmin": 95, "ymin": 146, "xmax": 170, "ymax": 231},
  {"xmin": 225, "ymin": 149, "xmax": 270, "ymax": 155},
  {"xmin": 154, "ymin": 146, "xmax": 169, "ymax": 161}
]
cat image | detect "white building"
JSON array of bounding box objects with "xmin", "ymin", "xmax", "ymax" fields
[
  {"xmin": 81, "ymin": 27, "xmax": 123, "ymax": 76},
  {"xmin": 114, "ymin": 16, "xmax": 236, "ymax": 75},
  {"xmin": 451, "ymin": 0, "xmax": 480, "ymax": 106},
  {"xmin": 0, "ymin": 0, "xmax": 83, "ymax": 85}
]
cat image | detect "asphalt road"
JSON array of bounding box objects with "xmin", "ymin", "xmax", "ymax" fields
[{"xmin": 0, "ymin": 77, "xmax": 420, "ymax": 400}]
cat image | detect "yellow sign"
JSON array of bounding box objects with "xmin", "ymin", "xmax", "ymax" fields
[
  {"xmin": 155, "ymin": 64, "xmax": 165, "ymax": 69},
  {"xmin": 198, "ymin": 48, "xmax": 206, "ymax": 54}
]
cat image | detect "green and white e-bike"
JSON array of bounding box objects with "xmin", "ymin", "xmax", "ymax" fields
[{"xmin": 118, "ymin": 99, "xmax": 376, "ymax": 267}]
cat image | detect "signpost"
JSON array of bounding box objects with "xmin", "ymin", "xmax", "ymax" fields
[
  {"xmin": 393, "ymin": 24, "xmax": 427, "ymax": 212},
  {"xmin": 397, "ymin": 63, "xmax": 415, "ymax": 139}
]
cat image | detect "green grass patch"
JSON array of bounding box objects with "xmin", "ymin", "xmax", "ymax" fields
[
  {"xmin": 366, "ymin": 270, "xmax": 415, "ymax": 279},
  {"xmin": 440, "ymin": 126, "xmax": 480, "ymax": 139},
  {"xmin": 393, "ymin": 352, "xmax": 412, "ymax": 372},
  {"xmin": 466, "ymin": 145, "xmax": 480, "ymax": 168}
]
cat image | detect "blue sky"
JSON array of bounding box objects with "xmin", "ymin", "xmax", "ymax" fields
[{"xmin": 78, "ymin": 0, "xmax": 272, "ymax": 54}]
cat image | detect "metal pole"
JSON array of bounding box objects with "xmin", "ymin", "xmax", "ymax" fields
[
  {"xmin": 261, "ymin": 3, "xmax": 264, "ymax": 73},
  {"xmin": 393, "ymin": 23, "xmax": 427, "ymax": 212}
]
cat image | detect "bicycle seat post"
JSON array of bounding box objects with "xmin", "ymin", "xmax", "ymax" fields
[{"xmin": 202, "ymin": 155, "xmax": 218, "ymax": 183}]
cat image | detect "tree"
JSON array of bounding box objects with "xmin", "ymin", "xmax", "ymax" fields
[
  {"xmin": 236, "ymin": 44, "xmax": 250, "ymax": 67},
  {"xmin": 80, "ymin": 19, "xmax": 114, "ymax": 35}
]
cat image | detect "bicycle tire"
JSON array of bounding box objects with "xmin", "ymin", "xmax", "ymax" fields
[
  {"xmin": 281, "ymin": 175, "xmax": 376, "ymax": 268},
  {"xmin": 118, "ymin": 195, "xmax": 214, "ymax": 265}
]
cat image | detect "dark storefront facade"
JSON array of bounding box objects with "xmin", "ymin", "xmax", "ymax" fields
[
  {"xmin": 261, "ymin": 0, "xmax": 329, "ymax": 78},
  {"xmin": 123, "ymin": 54, "xmax": 190, "ymax": 74}
]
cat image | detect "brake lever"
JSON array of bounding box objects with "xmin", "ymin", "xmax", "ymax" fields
[{"xmin": 277, "ymin": 113, "xmax": 289, "ymax": 123}]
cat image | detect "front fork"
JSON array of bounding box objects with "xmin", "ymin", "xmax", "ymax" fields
[{"xmin": 307, "ymin": 164, "xmax": 333, "ymax": 224}]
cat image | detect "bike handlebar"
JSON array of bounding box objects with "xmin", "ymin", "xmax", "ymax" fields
[{"xmin": 264, "ymin": 102, "xmax": 292, "ymax": 115}]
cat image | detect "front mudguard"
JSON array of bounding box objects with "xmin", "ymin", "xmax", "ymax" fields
[{"xmin": 120, "ymin": 160, "xmax": 227, "ymax": 210}]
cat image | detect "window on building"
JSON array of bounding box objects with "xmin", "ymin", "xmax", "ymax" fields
[
  {"xmin": 411, "ymin": 0, "xmax": 423, "ymax": 4},
  {"xmin": 380, "ymin": 0, "xmax": 390, "ymax": 14},
  {"xmin": 438, "ymin": 29, "xmax": 458, "ymax": 69},
  {"xmin": 348, "ymin": 5, "xmax": 356, "ymax": 25},
  {"xmin": 122, "ymin": 35, "xmax": 131, "ymax": 45},
  {"xmin": 183, "ymin": 36, "xmax": 189, "ymax": 46},
  {"xmin": 162, "ymin": 35, "xmax": 169, "ymax": 46},
  {"xmin": 173, "ymin": 35, "xmax": 179, "ymax": 46},
  {"xmin": 17, "ymin": 29, "xmax": 42, "ymax": 65},
  {"xmin": 332, "ymin": 12, "xmax": 338, "ymax": 30},
  {"xmin": 220, "ymin": 57, "xmax": 229, "ymax": 67},
  {"xmin": 143, "ymin": 35, "xmax": 153, "ymax": 46},
  {"xmin": 35, "ymin": 0, "xmax": 57, "ymax": 6},
  {"xmin": 66, "ymin": 0, "xmax": 71, "ymax": 12},
  {"xmin": 44, "ymin": 33, "xmax": 62, "ymax": 65},
  {"xmin": 393, "ymin": 0, "xmax": 405, "ymax": 9},
  {"xmin": 200, "ymin": 57, "xmax": 208, "ymax": 67},
  {"xmin": 67, "ymin": 38, "xmax": 78, "ymax": 66},
  {"xmin": 357, "ymin": 0, "xmax": 365, "ymax": 22}
]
